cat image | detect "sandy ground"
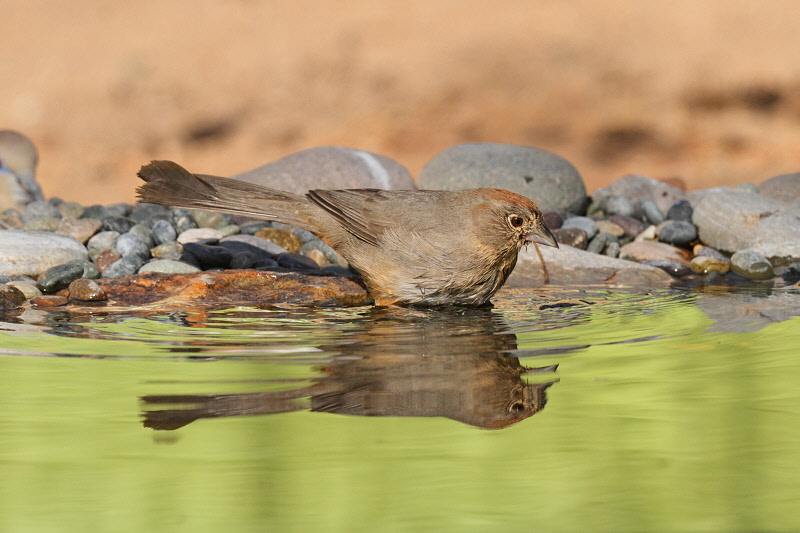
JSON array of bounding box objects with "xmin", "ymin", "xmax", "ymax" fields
[{"xmin": 3, "ymin": 1, "xmax": 800, "ymax": 205}]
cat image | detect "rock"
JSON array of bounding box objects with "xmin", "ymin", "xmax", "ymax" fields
[
  {"xmin": 22, "ymin": 217, "xmax": 60, "ymax": 231},
  {"xmin": 730, "ymin": 250, "xmax": 775, "ymax": 280},
  {"xmin": 640, "ymin": 259, "xmax": 692, "ymax": 277},
  {"xmin": 0, "ymin": 284, "xmax": 26, "ymax": 309},
  {"xmin": 177, "ymin": 228, "xmax": 224, "ymax": 244},
  {"xmin": 254, "ymin": 227, "xmax": 304, "ymax": 253},
  {"xmin": 22, "ymin": 200, "xmax": 61, "ymax": 222},
  {"xmin": 0, "ymin": 230, "xmax": 89, "ymax": 277},
  {"xmin": 640, "ymin": 200, "xmax": 665, "ymax": 225},
  {"xmin": 561, "ymin": 216, "xmax": 598, "ymax": 240},
  {"xmin": 586, "ymin": 232, "xmax": 616, "ymax": 254},
  {"xmin": 178, "ymin": 253, "xmax": 201, "ymax": 269},
  {"xmin": 737, "ymin": 183, "xmax": 759, "ymax": 194},
  {"xmin": 276, "ymin": 252, "xmax": 321, "ymax": 270},
  {"xmin": 552, "ymin": 227, "xmax": 588, "ymax": 249},
  {"xmin": 230, "ymin": 251, "xmax": 256, "ymax": 270},
  {"xmin": 182, "ymin": 242, "xmax": 233, "ymax": 268},
  {"xmin": 253, "ymin": 258, "xmax": 279, "ymax": 269},
  {"xmin": 55, "ymin": 216, "xmax": 102, "ymax": 244},
  {"xmin": 322, "ymin": 265, "xmax": 357, "ymax": 277},
  {"xmin": 129, "ymin": 223, "xmax": 155, "ymax": 248},
  {"xmin": 658, "ymin": 220, "xmax": 698, "ymax": 247},
  {"xmin": 31, "ymin": 295, "xmax": 69, "ymax": 307},
  {"xmin": 692, "ymin": 188, "xmax": 800, "ymax": 265},
  {"xmin": 87, "ymin": 231, "xmax": 120, "ymax": 260},
  {"xmin": 609, "ymin": 215, "xmax": 646, "ymax": 240},
  {"xmin": 595, "ymin": 221, "xmax": 625, "ymax": 238},
  {"xmin": 305, "ymin": 249, "xmax": 329, "ymax": 268},
  {"xmin": 418, "ymin": 143, "xmax": 587, "ymax": 213},
  {"xmin": 130, "ymin": 203, "xmax": 170, "ymax": 225},
  {"xmin": 6, "ymin": 280, "xmax": 41, "ymax": 299},
  {"xmin": 57, "ymin": 201, "xmax": 85, "ymax": 219},
  {"xmin": 240, "ymin": 221, "xmax": 273, "ymax": 235},
  {"xmin": 619, "ymin": 241, "xmax": 691, "ymax": 267},
  {"xmin": 220, "ymin": 234, "xmax": 288, "ymax": 257},
  {"xmin": 599, "ymin": 196, "xmax": 637, "ymax": 217},
  {"xmin": 604, "ymin": 241, "xmax": 620, "ymax": 258},
  {"xmin": 190, "ymin": 209, "xmax": 236, "ymax": 229},
  {"xmin": 68, "ymin": 278, "xmax": 108, "ymax": 301},
  {"xmin": 298, "ymin": 238, "xmax": 348, "ymax": 268},
  {"xmin": 152, "ymin": 219, "xmax": 177, "ymax": 245},
  {"xmin": 592, "ymin": 174, "xmax": 687, "ymax": 213},
  {"xmin": 507, "ymin": 244, "xmax": 673, "ymax": 287},
  {"xmin": 781, "ymin": 263, "xmax": 800, "ymax": 284},
  {"xmin": 67, "ymin": 259, "xmax": 101, "ymax": 280},
  {"xmin": 80, "ymin": 204, "xmax": 111, "ymax": 220},
  {"xmin": 690, "ymin": 256, "xmax": 730, "ymax": 275},
  {"xmin": 93, "ymin": 250, "xmax": 121, "ymax": 272},
  {"xmin": 666, "ymin": 199, "xmax": 693, "ymax": 222},
  {"xmin": 634, "ymin": 225, "xmax": 658, "ymax": 242},
  {"xmin": 218, "ymin": 224, "xmax": 240, "ymax": 237},
  {"xmin": 234, "ymin": 146, "xmax": 415, "ymax": 194},
  {"xmin": 0, "ymin": 130, "xmax": 42, "ymax": 210},
  {"xmin": 116, "ymin": 233, "xmax": 151, "ymax": 260},
  {"xmin": 106, "ymin": 203, "xmax": 133, "ymax": 218},
  {"xmin": 0, "ymin": 209, "xmax": 23, "ymax": 228},
  {"xmin": 151, "ymin": 241, "xmax": 183, "ymax": 260},
  {"xmin": 101, "ymin": 216, "xmax": 136, "ymax": 234},
  {"xmin": 170, "ymin": 208, "xmax": 198, "ymax": 234},
  {"xmin": 759, "ymin": 172, "xmax": 800, "ymax": 204},
  {"xmin": 38, "ymin": 262, "xmax": 86, "ymax": 293},
  {"xmin": 139, "ymin": 259, "xmax": 201, "ymax": 275},
  {"xmin": 542, "ymin": 211, "xmax": 563, "ymax": 230},
  {"xmin": 693, "ymin": 245, "xmax": 728, "ymax": 261},
  {"xmin": 103, "ymin": 256, "xmax": 144, "ymax": 278}
]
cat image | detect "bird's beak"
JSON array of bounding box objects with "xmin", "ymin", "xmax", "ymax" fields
[{"xmin": 528, "ymin": 223, "xmax": 559, "ymax": 249}]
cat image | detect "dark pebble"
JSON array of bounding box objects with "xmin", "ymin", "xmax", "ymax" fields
[
  {"xmin": 178, "ymin": 252, "xmax": 202, "ymax": 269},
  {"xmin": 666, "ymin": 199, "xmax": 693, "ymax": 222},
  {"xmin": 38, "ymin": 262, "xmax": 86, "ymax": 294},
  {"xmin": 102, "ymin": 216, "xmax": 136, "ymax": 234},
  {"xmin": 81, "ymin": 204, "xmax": 111, "ymax": 220},
  {"xmin": 551, "ymin": 227, "xmax": 589, "ymax": 250},
  {"xmin": 218, "ymin": 238, "xmax": 281, "ymax": 263},
  {"xmin": 48, "ymin": 197, "xmax": 64, "ymax": 207},
  {"xmin": 116, "ymin": 233, "xmax": 151, "ymax": 260},
  {"xmin": 277, "ymin": 253, "xmax": 320, "ymax": 270},
  {"xmin": 103, "ymin": 256, "xmax": 145, "ymax": 278},
  {"xmin": 230, "ymin": 251, "xmax": 256, "ymax": 269},
  {"xmin": 31, "ymin": 295, "xmax": 70, "ymax": 307},
  {"xmin": 322, "ymin": 265, "xmax": 358, "ymax": 278},
  {"xmin": 182, "ymin": 242, "xmax": 233, "ymax": 268},
  {"xmin": 239, "ymin": 221, "xmax": 273, "ymax": 235},
  {"xmin": 542, "ymin": 211, "xmax": 563, "ymax": 230},
  {"xmin": 659, "ymin": 220, "xmax": 698, "ymax": 247},
  {"xmin": 586, "ymin": 232, "xmax": 616, "ymax": 255},
  {"xmin": 66, "ymin": 259, "xmax": 101, "ymax": 280},
  {"xmin": 781, "ymin": 263, "xmax": 800, "ymax": 284},
  {"xmin": 170, "ymin": 208, "xmax": 199, "ymax": 234},
  {"xmin": 253, "ymin": 258, "xmax": 280, "ymax": 269},
  {"xmin": 130, "ymin": 203, "xmax": 170, "ymax": 225},
  {"xmin": 0, "ymin": 285, "xmax": 26, "ymax": 309},
  {"xmin": 0, "ymin": 275, "xmax": 11, "ymax": 284},
  {"xmin": 640, "ymin": 259, "xmax": 692, "ymax": 277},
  {"xmin": 68, "ymin": 279, "xmax": 108, "ymax": 302},
  {"xmin": 152, "ymin": 219, "xmax": 177, "ymax": 245},
  {"xmin": 609, "ymin": 215, "xmax": 645, "ymax": 240}
]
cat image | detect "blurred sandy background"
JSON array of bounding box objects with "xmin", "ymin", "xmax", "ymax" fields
[{"xmin": 3, "ymin": 0, "xmax": 799, "ymax": 204}]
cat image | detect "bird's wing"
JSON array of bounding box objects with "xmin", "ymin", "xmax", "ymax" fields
[{"xmin": 306, "ymin": 189, "xmax": 391, "ymax": 246}]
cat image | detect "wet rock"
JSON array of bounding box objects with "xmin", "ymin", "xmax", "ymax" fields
[
  {"xmin": 592, "ymin": 174, "xmax": 687, "ymax": 213},
  {"xmin": 87, "ymin": 231, "xmax": 120, "ymax": 260},
  {"xmin": 80, "ymin": 204, "xmax": 111, "ymax": 220},
  {"xmin": 182, "ymin": 242, "xmax": 232, "ymax": 269},
  {"xmin": 102, "ymin": 216, "xmax": 136, "ymax": 234},
  {"xmin": 221, "ymin": 234, "xmax": 288, "ymax": 257},
  {"xmin": 418, "ymin": 143, "xmax": 587, "ymax": 214},
  {"xmin": 640, "ymin": 259, "xmax": 692, "ymax": 277},
  {"xmin": 276, "ymin": 252, "xmax": 321, "ymax": 270},
  {"xmin": 170, "ymin": 208, "xmax": 198, "ymax": 234},
  {"xmin": 151, "ymin": 241, "xmax": 183, "ymax": 260},
  {"xmin": 139, "ymin": 259, "xmax": 202, "ymax": 275},
  {"xmin": 229, "ymin": 251, "xmax": 256, "ymax": 270},
  {"xmin": 640, "ymin": 199, "xmax": 665, "ymax": 225},
  {"xmin": 152, "ymin": 219, "xmax": 177, "ymax": 245},
  {"xmin": 658, "ymin": 220, "xmax": 697, "ymax": 247},
  {"xmin": 177, "ymin": 228, "xmax": 224, "ymax": 244},
  {"xmin": 759, "ymin": 172, "xmax": 800, "ymax": 204},
  {"xmin": 253, "ymin": 258, "xmax": 280, "ymax": 269},
  {"xmin": 692, "ymin": 188, "xmax": 800, "ymax": 265},
  {"xmin": 254, "ymin": 227, "xmax": 304, "ymax": 253},
  {"xmin": 730, "ymin": 250, "xmax": 775, "ymax": 280},
  {"xmin": 619, "ymin": 241, "xmax": 691, "ymax": 267},
  {"xmin": 561, "ymin": 216, "xmax": 598, "ymax": 240},
  {"xmin": 31, "ymin": 295, "xmax": 69, "ymax": 307},
  {"xmin": 552, "ymin": 228, "xmax": 589, "ymax": 250},
  {"xmin": 55, "ymin": 216, "xmax": 102, "ymax": 244},
  {"xmin": 67, "ymin": 259, "xmax": 101, "ymax": 280},
  {"xmin": 38, "ymin": 262, "xmax": 86, "ymax": 293},
  {"xmin": 609, "ymin": 214, "xmax": 646, "ymax": 240},
  {"xmin": 0, "ymin": 284, "xmax": 26, "ymax": 309},
  {"xmin": 22, "ymin": 200, "xmax": 61, "ymax": 222},
  {"xmin": 6, "ymin": 280, "xmax": 41, "ymax": 299},
  {"xmin": 666, "ymin": 199, "xmax": 693, "ymax": 222},
  {"xmin": 599, "ymin": 196, "xmax": 637, "ymax": 217},
  {"xmin": 68, "ymin": 278, "xmax": 108, "ymax": 302},
  {"xmin": 103, "ymin": 256, "xmax": 145, "ymax": 278},
  {"xmin": 22, "ymin": 217, "xmax": 60, "ymax": 231},
  {"xmin": 57, "ymin": 201, "xmax": 85, "ymax": 219},
  {"xmin": 542, "ymin": 211, "xmax": 563, "ymax": 230},
  {"xmin": 235, "ymin": 146, "xmax": 414, "ymax": 194},
  {"xmin": 0, "ymin": 230, "xmax": 89, "ymax": 277},
  {"xmin": 116, "ymin": 233, "xmax": 151, "ymax": 260},
  {"xmin": 595, "ymin": 221, "xmax": 625, "ymax": 238},
  {"xmin": 93, "ymin": 250, "xmax": 121, "ymax": 272},
  {"xmin": 690, "ymin": 256, "xmax": 730, "ymax": 275},
  {"xmin": 306, "ymin": 249, "xmax": 330, "ymax": 268},
  {"xmin": 508, "ymin": 244, "xmax": 673, "ymax": 287}
]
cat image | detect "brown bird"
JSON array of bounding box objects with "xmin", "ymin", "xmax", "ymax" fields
[{"xmin": 136, "ymin": 160, "xmax": 558, "ymax": 306}]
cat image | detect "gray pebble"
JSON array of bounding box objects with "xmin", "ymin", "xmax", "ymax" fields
[
  {"xmin": 600, "ymin": 196, "xmax": 637, "ymax": 217},
  {"xmin": 220, "ymin": 234, "xmax": 288, "ymax": 256},
  {"xmin": 640, "ymin": 200, "xmax": 665, "ymax": 225},
  {"xmin": 730, "ymin": 250, "xmax": 774, "ymax": 280},
  {"xmin": 103, "ymin": 255, "xmax": 144, "ymax": 278},
  {"xmin": 139, "ymin": 259, "xmax": 201, "ymax": 275},
  {"xmin": 781, "ymin": 263, "xmax": 800, "ymax": 284},
  {"xmin": 298, "ymin": 238, "xmax": 348, "ymax": 267},
  {"xmin": 130, "ymin": 203, "xmax": 169, "ymax": 225},
  {"xmin": 22, "ymin": 200, "xmax": 62, "ymax": 222},
  {"xmin": 129, "ymin": 223, "xmax": 155, "ymax": 248},
  {"xmin": 67, "ymin": 259, "xmax": 101, "ymax": 280},
  {"xmin": 239, "ymin": 221, "xmax": 273, "ymax": 235},
  {"xmin": 58, "ymin": 201, "xmax": 85, "ymax": 219},
  {"xmin": 152, "ymin": 219, "xmax": 177, "ymax": 245},
  {"xmin": 102, "ymin": 216, "xmax": 136, "ymax": 234},
  {"xmin": 604, "ymin": 241, "xmax": 620, "ymax": 258},
  {"xmin": 217, "ymin": 224, "xmax": 241, "ymax": 237},
  {"xmin": 106, "ymin": 203, "xmax": 133, "ymax": 218},
  {"xmin": 694, "ymin": 246, "xmax": 728, "ymax": 261},
  {"xmin": 80, "ymin": 204, "xmax": 111, "ymax": 220},
  {"xmin": 230, "ymin": 251, "xmax": 256, "ymax": 269},
  {"xmin": 587, "ymin": 232, "xmax": 615, "ymax": 255},
  {"xmin": 170, "ymin": 208, "xmax": 199, "ymax": 234},
  {"xmin": 87, "ymin": 231, "xmax": 120, "ymax": 260},
  {"xmin": 666, "ymin": 199, "xmax": 693, "ymax": 222},
  {"xmin": 561, "ymin": 217, "xmax": 598, "ymax": 240},
  {"xmin": 116, "ymin": 233, "xmax": 151, "ymax": 261},
  {"xmin": 23, "ymin": 217, "xmax": 61, "ymax": 231},
  {"xmin": 659, "ymin": 220, "xmax": 698, "ymax": 247},
  {"xmin": 38, "ymin": 262, "xmax": 85, "ymax": 293},
  {"xmin": 0, "ymin": 275, "xmax": 11, "ymax": 284}
]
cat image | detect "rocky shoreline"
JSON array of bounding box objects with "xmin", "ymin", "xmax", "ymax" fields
[{"xmin": 1, "ymin": 142, "xmax": 799, "ymax": 310}]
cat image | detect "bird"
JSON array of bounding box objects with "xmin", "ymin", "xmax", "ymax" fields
[
  {"xmin": 136, "ymin": 159, "xmax": 558, "ymax": 306},
  {"xmin": 0, "ymin": 130, "xmax": 44, "ymax": 211}
]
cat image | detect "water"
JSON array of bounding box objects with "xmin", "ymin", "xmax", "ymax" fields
[{"xmin": 1, "ymin": 285, "xmax": 799, "ymax": 532}]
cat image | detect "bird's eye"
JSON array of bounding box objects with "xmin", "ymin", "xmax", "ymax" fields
[
  {"xmin": 508, "ymin": 215, "xmax": 525, "ymax": 228},
  {"xmin": 509, "ymin": 402, "xmax": 526, "ymax": 414}
]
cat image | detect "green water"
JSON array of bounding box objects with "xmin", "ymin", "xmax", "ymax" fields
[{"xmin": 1, "ymin": 286, "xmax": 799, "ymax": 532}]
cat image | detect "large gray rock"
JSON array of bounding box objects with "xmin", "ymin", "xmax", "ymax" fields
[
  {"xmin": 506, "ymin": 244, "xmax": 673, "ymax": 288},
  {"xmin": 692, "ymin": 189, "xmax": 800, "ymax": 265},
  {"xmin": 592, "ymin": 174, "xmax": 686, "ymax": 213},
  {"xmin": 233, "ymin": 146, "xmax": 414, "ymax": 193},
  {"xmin": 758, "ymin": 172, "xmax": 800, "ymax": 205},
  {"xmin": 0, "ymin": 230, "xmax": 89, "ymax": 277},
  {"xmin": 417, "ymin": 143, "xmax": 587, "ymax": 214}
]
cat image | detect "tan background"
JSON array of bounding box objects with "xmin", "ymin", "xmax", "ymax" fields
[{"xmin": 3, "ymin": 1, "xmax": 799, "ymax": 204}]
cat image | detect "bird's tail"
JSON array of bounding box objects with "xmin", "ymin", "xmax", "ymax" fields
[{"xmin": 136, "ymin": 160, "xmax": 317, "ymax": 231}]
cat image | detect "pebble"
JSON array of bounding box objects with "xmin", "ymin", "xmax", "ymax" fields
[
  {"xmin": 758, "ymin": 172, "xmax": 800, "ymax": 205},
  {"xmin": 23, "ymin": 217, "xmax": 61, "ymax": 231},
  {"xmin": 181, "ymin": 242, "xmax": 232, "ymax": 268},
  {"xmin": 229, "ymin": 251, "xmax": 256, "ymax": 270},
  {"xmin": 600, "ymin": 196, "xmax": 637, "ymax": 217},
  {"xmin": 609, "ymin": 215, "xmax": 645, "ymax": 240},
  {"xmin": 240, "ymin": 221, "xmax": 273, "ymax": 235},
  {"xmin": 116, "ymin": 233, "xmax": 151, "ymax": 260},
  {"xmin": 737, "ymin": 183, "xmax": 759, "ymax": 194},
  {"xmin": 103, "ymin": 255, "xmax": 144, "ymax": 278},
  {"xmin": 68, "ymin": 278, "xmax": 108, "ymax": 302},
  {"xmin": 255, "ymin": 227, "xmax": 304, "ymax": 253},
  {"xmin": 80, "ymin": 205, "xmax": 111, "ymax": 220},
  {"xmin": 592, "ymin": 174, "xmax": 687, "ymax": 213},
  {"xmin": 0, "ymin": 209, "xmax": 23, "ymax": 228},
  {"xmin": 31, "ymin": 295, "xmax": 69, "ymax": 307},
  {"xmin": 552, "ymin": 227, "xmax": 589, "ymax": 249},
  {"xmin": 298, "ymin": 238, "xmax": 348, "ymax": 268},
  {"xmin": 38, "ymin": 262, "xmax": 86, "ymax": 293},
  {"xmin": 139, "ymin": 259, "xmax": 201, "ymax": 274},
  {"xmin": 640, "ymin": 200, "xmax": 665, "ymax": 225},
  {"xmin": 604, "ymin": 241, "xmax": 620, "ymax": 258},
  {"xmin": 102, "ymin": 216, "xmax": 136, "ymax": 234},
  {"xmin": 93, "ymin": 250, "xmax": 121, "ymax": 272},
  {"xmin": 640, "ymin": 259, "xmax": 692, "ymax": 277},
  {"xmin": 151, "ymin": 241, "xmax": 183, "ymax": 260},
  {"xmin": 178, "ymin": 252, "xmax": 201, "ymax": 269},
  {"xmin": 152, "ymin": 219, "xmax": 177, "ymax": 245},
  {"xmin": 690, "ymin": 256, "xmax": 730, "ymax": 275},
  {"xmin": 67, "ymin": 259, "xmax": 101, "ymax": 279},
  {"xmin": 57, "ymin": 201, "xmax": 85, "ymax": 219},
  {"xmin": 129, "ymin": 223, "xmax": 155, "ymax": 248},
  {"xmin": 561, "ymin": 217, "xmax": 598, "ymax": 240},
  {"xmin": 218, "ymin": 224, "xmax": 241, "ymax": 237},
  {"xmin": 276, "ymin": 252, "xmax": 320, "ymax": 270},
  {"xmin": 191, "ymin": 210, "xmax": 234, "ymax": 229},
  {"xmin": 0, "ymin": 275, "xmax": 11, "ymax": 284},
  {"xmin": 55, "ymin": 217, "xmax": 102, "ymax": 244},
  {"xmin": 693, "ymin": 245, "xmax": 728, "ymax": 261},
  {"xmin": 586, "ymin": 232, "xmax": 616, "ymax": 255},
  {"xmin": 542, "ymin": 211, "xmax": 563, "ymax": 230},
  {"xmin": 0, "ymin": 284, "xmax": 26, "ymax": 309},
  {"xmin": 87, "ymin": 231, "xmax": 120, "ymax": 260},
  {"xmin": 595, "ymin": 220, "xmax": 625, "ymax": 238},
  {"xmin": 170, "ymin": 208, "xmax": 199, "ymax": 234},
  {"xmin": 0, "ymin": 230, "xmax": 89, "ymax": 277},
  {"xmin": 177, "ymin": 228, "xmax": 224, "ymax": 244},
  {"xmin": 106, "ymin": 203, "xmax": 133, "ymax": 218},
  {"xmin": 658, "ymin": 220, "xmax": 698, "ymax": 247},
  {"xmin": 6, "ymin": 280, "xmax": 41, "ymax": 299},
  {"xmin": 253, "ymin": 258, "xmax": 280, "ymax": 269},
  {"xmin": 220, "ymin": 234, "xmax": 288, "ymax": 257},
  {"xmin": 322, "ymin": 265, "xmax": 357, "ymax": 277},
  {"xmin": 634, "ymin": 225, "xmax": 658, "ymax": 242},
  {"xmin": 781, "ymin": 263, "xmax": 800, "ymax": 284},
  {"xmin": 130, "ymin": 203, "xmax": 169, "ymax": 225},
  {"xmin": 306, "ymin": 249, "xmax": 330, "ymax": 267},
  {"xmin": 619, "ymin": 241, "xmax": 691, "ymax": 266},
  {"xmin": 417, "ymin": 143, "xmax": 588, "ymax": 214},
  {"xmin": 22, "ymin": 200, "xmax": 61, "ymax": 223},
  {"xmin": 730, "ymin": 250, "xmax": 775, "ymax": 280},
  {"xmin": 666, "ymin": 199, "xmax": 694, "ymax": 222}
]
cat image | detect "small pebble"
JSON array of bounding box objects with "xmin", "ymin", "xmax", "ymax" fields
[
  {"xmin": 152, "ymin": 219, "xmax": 178, "ymax": 245},
  {"xmin": 298, "ymin": 238, "xmax": 348, "ymax": 268},
  {"xmin": 57, "ymin": 201, "xmax": 85, "ymax": 219},
  {"xmin": 0, "ymin": 275, "xmax": 11, "ymax": 284},
  {"xmin": 103, "ymin": 256, "xmax": 144, "ymax": 278},
  {"xmin": 0, "ymin": 284, "xmax": 26, "ymax": 309},
  {"xmin": 87, "ymin": 231, "xmax": 120, "ymax": 260},
  {"xmin": 666, "ymin": 199, "xmax": 693, "ymax": 222},
  {"xmin": 177, "ymin": 228, "xmax": 225, "ymax": 244},
  {"xmin": 595, "ymin": 221, "xmax": 625, "ymax": 238},
  {"xmin": 31, "ymin": 295, "xmax": 69, "ymax": 307},
  {"xmin": 239, "ymin": 221, "xmax": 273, "ymax": 235},
  {"xmin": 730, "ymin": 250, "xmax": 774, "ymax": 280},
  {"xmin": 634, "ymin": 225, "xmax": 658, "ymax": 242},
  {"xmin": 276, "ymin": 252, "xmax": 320, "ymax": 270},
  {"xmin": 191, "ymin": 210, "xmax": 236, "ymax": 229},
  {"xmin": 170, "ymin": 208, "xmax": 199, "ymax": 234},
  {"xmin": 640, "ymin": 259, "xmax": 692, "ymax": 277},
  {"xmin": 6, "ymin": 280, "xmax": 42, "ymax": 299},
  {"xmin": 182, "ymin": 242, "xmax": 233, "ymax": 268},
  {"xmin": 22, "ymin": 200, "xmax": 62, "ymax": 223},
  {"xmin": 68, "ymin": 279, "xmax": 108, "ymax": 302},
  {"xmin": 139, "ymin": 259, "xmax": 201, "ymax": 274},
  {"xmin": 230, "ymin": 251, "xmax": 256, "ymax": 270},
  {"xmin": 56, "ymin": 217, "xmax": 102, "ymax": 244},
  {"xmin": 253, "ymin": 258, "xmax": 280, "ymax": 269},
  {"xmin": 306, "ymin": 249, "xmax": 330, "ymax": 267},
  {"xmin": 178, "ymin": 252, "xmax": 201, "ymax": 269},
  {"xmin": 130, "ymin": 203, "xmax": 169, "ymax": 225},
  {"xmin": 38, "ymin": 262, "xmax": 85, "ymax": 294},
  {"xmin": 48, "ymin": 197, "xmax": 64, "ymax": 207},
  {"xmin": 93, "ymin": 250, "xmax": 121, "ymax": 272},
  {"xmin": 220, "ymin": 234, "xmax": 288, "ymax": 257},
  {"xmin": 102, "ymin": 216, "xmax": 136, "ymax": 234},
  {"xmin": 551, "ymin": 227, "xmax": 589, "ymax": 249},
  {"xmin": 690, "ymin": 256, "xmax": 730, "ymax": 275},
  {"xmin": 217, "ymin": 224, "xmax": 241, "ymax": 237},
  {"xmin": 22, "ymin": 218, "xmax": 61, "ymax": 232},
  {"xmin": 609, "ymin": 215, "xmax": 645, "ymax": 240},
  {"xmin": 129, "ymin": 223, "xmax": 155, "ymax": 248},
  {"xmin": 542, "ymin": 211, "xmax": 563, "ymax": 230},
  {"xmin": 151, "ymin": 241, "xmax": 183, "ymax": 260},
  {"xmin": 255, "ymin": 227, "xmax": 304, "ymax": 253},
  {"xmin": 0, "ymin": 209, "xmax": 23, "ymax": 229},
  {"xmin": 106, "ymin": 203, "xmax": 133, "ymax": 218},
  {"xmin": 781, "ymin": 263, "xmax": 800, "ymax": 284},
  {"xmin": 659, "ymin": 220, "xmax": 697, "ymax": 247},
  {"xmin": 604, "ymin": 241, "xmax": 620, "ymax": 258},
  {"xmin": 600, "ymin": 196, "xmax": 636, "ymax": 217},
  {"xmin": 116, "ymin": 233, "xmax": 151, "ymax": 260},
  {"xmin": 80, "ymin": 204, "xmax": 111, "ymax": 220},
  {"xmin": 693, "ymin": 245, "xmax": 728, "ymax": 261},
  {"xmin": 586, "ymin": 232, "xmax": 615, "ymax": 255},
  {"xmin": 67, "ymin": 259, "xmax": 101, "ymax": 280},
  {"xmin": 561, "ymin": 217, "xmax": 598, "ymax": 240},
  {"xmin": 640, "ymin": 200, "xmax": 665, "ymax": 225}
]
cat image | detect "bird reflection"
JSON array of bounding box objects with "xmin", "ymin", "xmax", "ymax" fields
[{"xmin": 141, "ymin": 306, "xmax": 559, "ymax": 430}]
